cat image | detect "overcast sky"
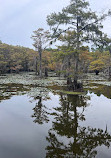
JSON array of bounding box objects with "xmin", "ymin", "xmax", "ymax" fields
[{"xmin": 0, "ymin": 0, "xmax": 111, "ymax": 49}]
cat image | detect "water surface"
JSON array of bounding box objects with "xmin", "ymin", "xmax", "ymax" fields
[{"xmin": 0, "ymin": 73, "xmax": 111, "ymax": 158}]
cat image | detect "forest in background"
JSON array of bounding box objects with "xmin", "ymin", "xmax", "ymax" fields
[{"xmin": 0, "ymin": 41, "xmax": 111, "ymax": 76}]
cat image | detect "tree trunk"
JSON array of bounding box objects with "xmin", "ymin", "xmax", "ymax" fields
[
  {"xmin": 44, "ymin": 67, "xmax": 48, "ymax": 77},
  {"xmin": 70, "ymin": 16, "xmax": 83, "ymax": 91},
  {"xmin": 39, "ymin": 50, "xmax": 42, "ymax": 78},
  {"xmin": 95, "ymin": 70, "xmax": 99, "ymax": 75},
  {"xmin": 35, "ymin": 56, "xmax": 38, "ymax": 75}
]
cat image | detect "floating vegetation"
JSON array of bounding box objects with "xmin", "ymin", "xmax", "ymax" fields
[
  {"xmin": 84, "ymin": 86, "xmax": 98, "ymax": 89},
  {"xmin": 0, "ymin": 72, "xmax": 67, "ymax": 87},
  {"xmin": 60, "ymin": 90, "xmax": 86, "ymax": 95},
  {"xmin": 0, "ymin": 72, "xmax": 111, "ymax": 102},
  {"xmin": 0, "ymin": 72, "xmax": 67, "ymax": 102},
  {"xmin": 83, "ymin": 73, "xmax": 106, "ymax": 82}
]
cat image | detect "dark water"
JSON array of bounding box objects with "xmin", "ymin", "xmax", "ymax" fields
[{"xmin": 0, "ymin": 82, "xmax": 111, "ymax": 157}]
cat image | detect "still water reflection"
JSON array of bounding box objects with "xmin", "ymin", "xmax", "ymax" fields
[{"xmin": 0, "ymin": 89, "xmax": 111, "ymax": 158}]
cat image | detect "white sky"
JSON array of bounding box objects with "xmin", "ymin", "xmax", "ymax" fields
[{"xmin": 0, "ymin": 0, "xmax": 111, "ymax": 48}]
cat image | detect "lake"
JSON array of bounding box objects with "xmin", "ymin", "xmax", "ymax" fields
[{"xmin": 0, "ymin": 73, "xmax": 111, "ymax": 158}]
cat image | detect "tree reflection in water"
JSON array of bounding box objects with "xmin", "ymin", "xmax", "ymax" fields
[
  {"xmin": 45, "ymin": 94, "xmax": 111, "ymax": 158},
  {"xmin": 32, "ymin": 96, "xmax": 49, "ymax": 124},
  {"xmin": 31, "ymin": 92, "xmax": 111, "ymax": 157}
]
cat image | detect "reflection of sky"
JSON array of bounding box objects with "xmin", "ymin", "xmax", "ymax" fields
[
  {"xmin": 76, "ymin": 92, "xmax": 111, "ymax": 158},
  {"xmin": 0, "ymin": 0, "xmax": 111, "ymax": 48},
  {"xmin": 79, "ymin": 92, "xmax": 111, "ymax": 157},
  {"xmin": 0, "ymin": 95, "xmax": 48, "ymax": 158},
  {"xmin": 80, "ymin": 93, "xmax": 111, "ymax": 131}
]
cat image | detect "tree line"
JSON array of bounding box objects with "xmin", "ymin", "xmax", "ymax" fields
[
  {"xmin": 0, "ymin": 41, "xmax": 110, "ymax": 76},
  {"xmin": 0, "ymin": 42, "xmax": 56, "ymax": 75}
]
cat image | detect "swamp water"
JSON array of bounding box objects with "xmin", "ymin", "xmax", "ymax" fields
[{"xmin": 0, "ymin": 73, "xmax": 111, "ymax": 158}]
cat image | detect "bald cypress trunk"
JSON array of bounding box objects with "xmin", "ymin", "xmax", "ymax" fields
[
  {"xmin": 39, "ymin": 47, "xmax": 42, "ymax": 78},
  {"xmin": 70, "ymin": 17, "xmax": 83, "ymax": 91}
]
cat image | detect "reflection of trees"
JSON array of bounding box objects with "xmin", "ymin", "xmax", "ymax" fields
[
  {"xmin": 46, "ymin": 94, "xmax": 111, "ymax": 158},
  {"xmin": 51, "ymin": 95, "xmax": 88, "ymax": 137},
  {"xmin": 32, "ymin": 96, "xmax": 49, "ymax": 124}
]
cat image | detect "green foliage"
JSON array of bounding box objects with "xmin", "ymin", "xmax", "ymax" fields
[
  {"xmin": 89, "ymin": 59, "xmax": 105, "ymax": 71},
  {"xmin": 89, "ymin": 51, "xmax": 110, "ymax": 72},
  {"xmin": 94, "ymin": 34, "xmax": 111, "ymax": 52},
  {"xmin": 47, "ymin": 0, "xmax": 110, "ymax": 49}
]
